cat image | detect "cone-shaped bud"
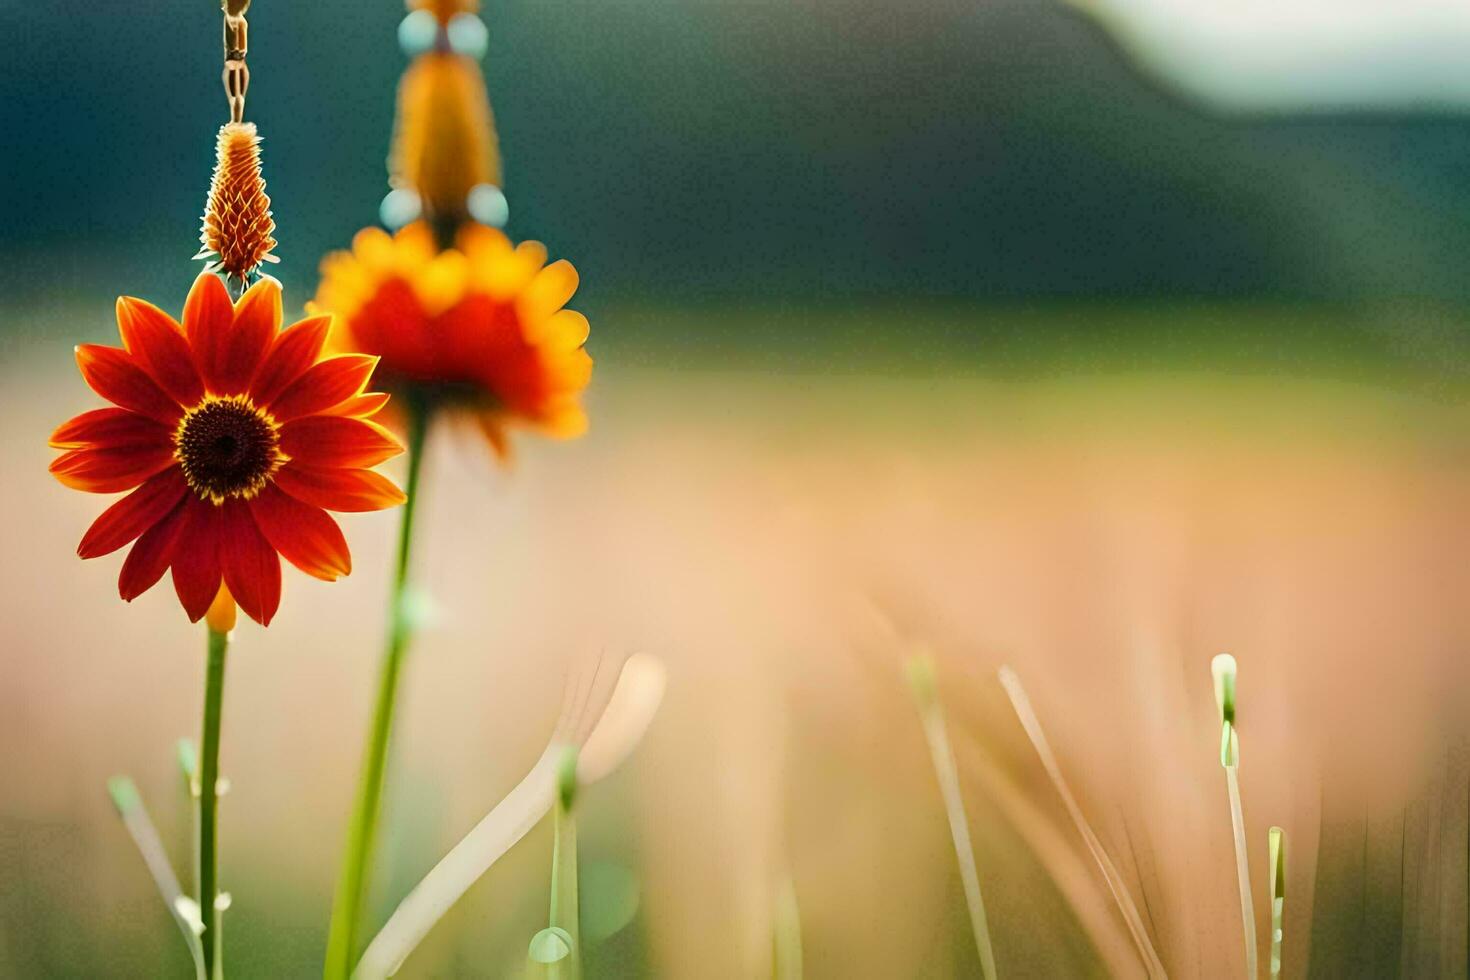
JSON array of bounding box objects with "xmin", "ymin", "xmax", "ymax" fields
[{"xmin": 199, "ymin": 122, "xmax": 278, "ymax": 283}]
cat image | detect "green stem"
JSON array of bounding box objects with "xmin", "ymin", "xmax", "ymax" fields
[
  {"xmin": 200, "ymin": 627, "xmax": 229, "ymax": 980},
  {"xmin": 549, "ymin": 750, "xmax": 581, "ymax": 978},
  {"xmin": 325, "ymin": 402, "xmax": 429, "ymax": 980}
]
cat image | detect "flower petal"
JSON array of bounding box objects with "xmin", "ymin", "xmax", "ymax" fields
[
  {"xmin": 50, "ymin": 408, "xmax": 172, "ymax": 450},
  {"xmin": 119, "ymin": 500, "xmax": 188, "ymax": 601},
  {"xmin": 218, "ymin": 278, "xmax": 283, "ymax": 394},
  {"xmin": 527, "ymin": 308, "xmax": 590, "ymax": 350},
  {"xmin": 191, "ymin": 275, "xmax": 281, "ymax": 395},
  {"xmin": 267, "ymin": 354, "xmax": 379, "ymax": 423},
  {"xmin": 516, "ymin": 259, "xmax": 579, "ymax": 323},
  {"xmin": 350, "ymin": 280, "xmax": 439, "ymax": 379},
  {"xmin": 78, "ymin": 469, "xmax": 189, "ymax": 558},
  {"xmin": 273, "ymin": 463, "xmax": 405, "ymax": 513},
  {"xmin": 115, "ymin": 297, "xmax": 205, "ymax": 406},
  {"xmin": 540, "ymin": 403, "xmax": 589, "ymax": 439},
  {"xmin": 279, "ymin": 415, "xmax": 403, "ymax": 469},
  {"xmin": 249, "ymin": 483, "xmax": 351, "ymax": 580},
  {"xmin": 249, "ymin": 315, "xmax": 332, "ymax": 407},
  {"xmin": 171, "ymin": 499, "xmax": 224, "ymax": 622},
  {"xmin": 219, "ymin": 499, "xmax": 282, "ymax": 626},
  {"xmin": 474, "ymin": 411, "xmax": 513, "ymax": 461},
  {"xmin": 324, "ymin": 392, "xmax": 391, "ymax": 418},
  {"xmin": 75, "ymin": 345, "xmax": 183, "ymax": 425},
  {"xmin": 182, "ymin": 272, "xmax": 234, "ymax": 384},
  {"xmin": 50, "ymin": 445, "xmax": 177, "ymax": 493}
]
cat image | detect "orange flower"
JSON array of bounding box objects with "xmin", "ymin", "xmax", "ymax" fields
[
  {"xmin": 310, "ymin": 221, "xmax": 591, "ymax": 454},
  {"xmin": 50, "ymin": 273, "xmax": 406, "ymax": 626}
]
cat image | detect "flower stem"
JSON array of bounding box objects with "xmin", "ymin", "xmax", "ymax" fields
[
  {"xmin": 325, "ymin": 402, "xmax": 429, "ymax": 980},
  {"xmin": 200, "ymin": 626, "xmax": 229, "ymax": 980},
  {"xmin": 549, "ymin": 748, "xmax": 581, "ymax": 980}
]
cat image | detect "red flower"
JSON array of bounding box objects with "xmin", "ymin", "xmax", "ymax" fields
[{"xmin": 51, "ymin": 273, "xmax": 405, "ymax": 626}]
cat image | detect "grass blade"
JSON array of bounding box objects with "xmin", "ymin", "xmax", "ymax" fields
[
  {"xmin": 356, "ymin": 654, "xmax": 665, "ymax": 979},
  {"xmin": 1213, "ymin": 654, "xmax": 1257, "ymax": 980},
  {"xmin": 905, "ymin": 654, "xmax": 998, "ymax": 980},
  {"xmin": 997, "ymin": 666, "xmax": 1166, "ymax": 979},
  {"xmin": 1268, "ymin": 826, "xmax": 1285, "ymax": 978},
  {"xmin": 107, "ymin": 776, "xmax": 207, "ymax": 980}
]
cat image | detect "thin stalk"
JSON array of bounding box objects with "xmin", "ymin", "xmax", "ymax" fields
[
  {"xmin": 200, "ymin": 627, "xmax": 229, "ymax": 980},
  {"xmin": 997, "ymin": 667, "xmax": 1166, "ymax": 979},
  {"xmin": 325, "ymin": 401, "xmax": 429, "ymax": 980},
  {"xmin": 905, "ymin": 655, "xmax": 998, "ymax": 980},
  {"xmin": 1226, "ymin": 766, "xmax": 1257, "ymax": 980},
  {"xmin": 1212, "ymin": 655, "xmax": 1255, "ymax": 980},
  {"xmin": 107, "ymin": 776, "xmax": 207, "ymax": 980},
  {"xmin": 549, "ymin": 748, "xmax": 581, "ymax": 980},
  {"xmin": 1267, "ymin": 827, "xmax": 1285, "ymax": 978},
  {"xmin": 549, "ymin": 805, "xmax": 580, "ymax": 947}
]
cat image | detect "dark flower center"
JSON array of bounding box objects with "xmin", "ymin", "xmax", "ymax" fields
[{"xmin": 174, "ymin": 396, "xmax": 282, "ymax": 503}]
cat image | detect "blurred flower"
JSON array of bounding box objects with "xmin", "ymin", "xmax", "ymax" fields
[
  {"xmin": 310, "ymin": 221, "xmax": 591, "ymax": 455},
  {"xmin": 50, "ymin": 273, "xmax": 405, "ymax": 626},
  {"xmin": 197, "ymin": 122, "xmax": 278, "ymax": 286}
]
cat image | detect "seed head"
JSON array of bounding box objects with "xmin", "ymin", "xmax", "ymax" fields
[{"xmin": 199, "ymin": 122, "xmax": 278, "ymax": 283}]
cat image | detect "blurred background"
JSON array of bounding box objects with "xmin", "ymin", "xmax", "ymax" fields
[{"xmin": 2, "ymin": 0, "xmax": 1467, "ymax": 977}]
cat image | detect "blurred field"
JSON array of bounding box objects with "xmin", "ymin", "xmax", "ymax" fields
[{"xmin": 1, "ymin": 305, "xmax": 1467, "ymax": 978}]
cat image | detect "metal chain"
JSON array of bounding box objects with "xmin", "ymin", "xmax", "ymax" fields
[{"xmin": 221, "ymin": 1, "xmax": 251, "ymax": 122}]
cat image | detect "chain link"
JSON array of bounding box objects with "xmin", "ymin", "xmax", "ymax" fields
[{"xmin": 220, "ymin": 1, "xmax": 251, "ymax": 122}]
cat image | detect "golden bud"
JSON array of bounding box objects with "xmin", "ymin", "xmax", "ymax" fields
[
  {"xmin": 389, "ymin": 53, "xmax": 501, "ymax": 227},
  {"xmin": 205, "ymin": 583, "xmax": 237, "ymax": 634}
]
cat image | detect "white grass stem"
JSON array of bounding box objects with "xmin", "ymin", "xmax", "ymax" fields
[
  {"xmin": 108, "ymin": 777, "xmax": 207, "ymax": 980},
  {"xmin": 997, "ymin": 667, "xmax": 1166, "ymax": 979},
  {"xmin": 1225, "ymin": 767, "xmax": 1257, "ymax": 980},
  {"xmin": 177, "ymin": 738, "xmax": 200, "ymax": 918},
  {"xmin": 907, "ymin": 658, "xmax": 998, "ymax": 980},
  {"xmin": 355, "ymin": 654, "xmax": 665, "ymax": 979}
]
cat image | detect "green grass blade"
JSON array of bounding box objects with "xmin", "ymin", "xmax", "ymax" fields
[{"xmin": 1268, "ymin": 827, "xmax": 1285, "ymax": 978}]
